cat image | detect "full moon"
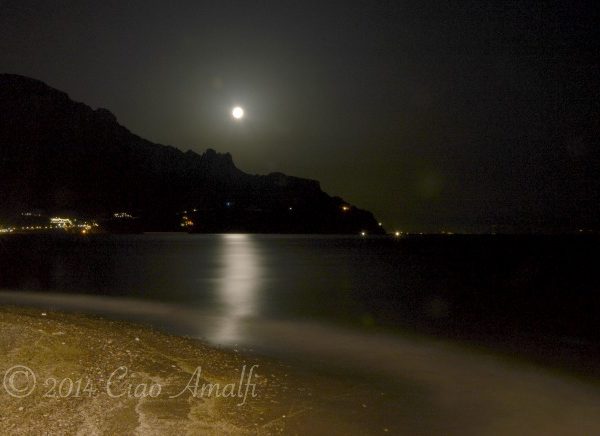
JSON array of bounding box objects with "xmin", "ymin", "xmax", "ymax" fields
[{"xmin": 232, "ymin": 106, "xmax": 244, "ymax": 119}]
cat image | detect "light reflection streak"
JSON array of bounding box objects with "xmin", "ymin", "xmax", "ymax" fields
[{"xmin": 212, "ymin": 234, "xmax": 262, "ymax": 344}]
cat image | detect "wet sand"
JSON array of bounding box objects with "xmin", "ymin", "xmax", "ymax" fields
[{"xmin": 1, "ymin": 307, "xmax": 600, "ymax": 435}]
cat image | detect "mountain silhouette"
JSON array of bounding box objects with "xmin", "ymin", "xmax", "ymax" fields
[{"xmin": 0, "ymin": 74, "xmax": 384, "ymax": 233}]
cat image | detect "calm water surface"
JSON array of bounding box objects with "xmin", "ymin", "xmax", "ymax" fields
[{"xmin": 1, "ymin": 233, "xmax": 599, "ymax": 364}]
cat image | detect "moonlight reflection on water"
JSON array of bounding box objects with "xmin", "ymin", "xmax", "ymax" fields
[{"xmin": 212, "ymin": 234, "xmax": 262, "ymax": 345}]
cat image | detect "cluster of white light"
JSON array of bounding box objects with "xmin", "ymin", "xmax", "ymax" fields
[
  {"xmin": 3, "ymin": 217, "xmax": 98, "ymax": 234},
  {"xmin": 50, "ymin": 217, "xmax": 73, "ymax": 228},
  {"xmin": 113, "ymin": 212, "xmax": 133, "ymax": 219}
]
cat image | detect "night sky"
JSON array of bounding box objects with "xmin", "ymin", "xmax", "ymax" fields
[{"xmin": 1, "ymin": 0, "xmax": 598, "ymax": 232}]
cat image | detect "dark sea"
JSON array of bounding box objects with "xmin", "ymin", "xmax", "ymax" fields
[{"xmin": 1, "ymin": 233, "xmax": 599, "ymax": 372}]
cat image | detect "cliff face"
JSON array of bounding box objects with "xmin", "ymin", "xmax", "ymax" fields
[{"xmin": 0, "ymin": 74, "xmax": 384, "ymax": 233}]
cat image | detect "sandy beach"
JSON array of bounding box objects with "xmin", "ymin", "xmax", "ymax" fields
[
  {"xmin": 0, "ymin": 307, "xmax": 315, "ymax": 435},
  {"xmin": 2, "ymin": 306, "xmax": 600, "ymax": 435}
]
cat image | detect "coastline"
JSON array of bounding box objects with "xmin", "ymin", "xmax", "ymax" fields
[{"xmin": 2, "ymin": 306, "xmax": 600, "ymax": 435}]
